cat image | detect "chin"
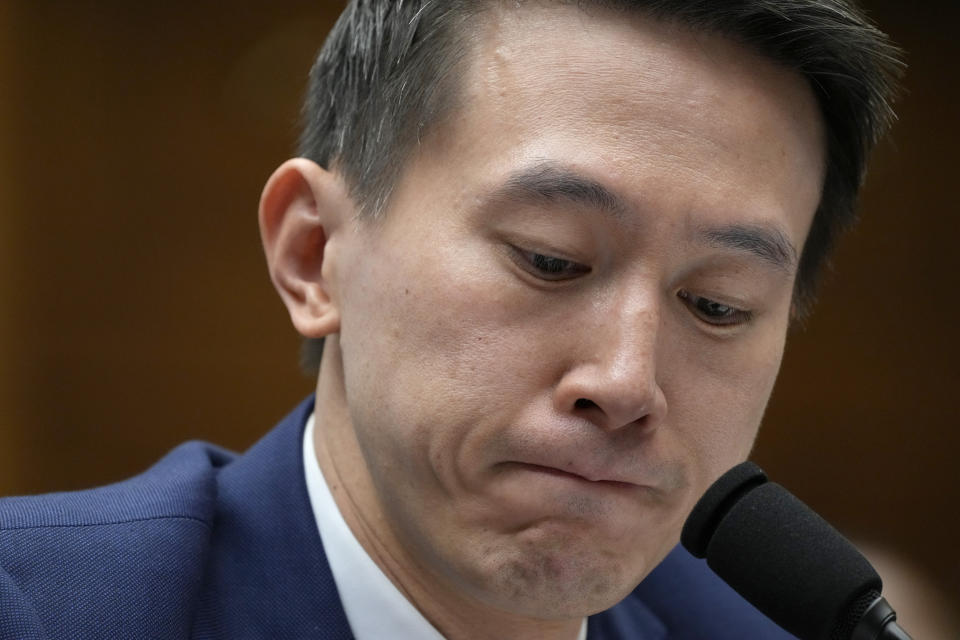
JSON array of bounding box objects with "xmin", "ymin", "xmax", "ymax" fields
[{"xmin": 469, "ymin": 526, "xmax": 665, "ymax": 620}]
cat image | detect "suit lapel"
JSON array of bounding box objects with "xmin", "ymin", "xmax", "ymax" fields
[{"xmin": 192, "ymin": 397, "xmax": 354, "ymax": 639}]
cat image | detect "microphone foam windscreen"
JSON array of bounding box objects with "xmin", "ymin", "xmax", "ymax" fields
[
  {"xmin": 698, "ymin": 481, "xmax": 882, "ymax": 640},
  {"xmin": 682, "ymin": 461, "xmax": 767, "ymax": 558}
]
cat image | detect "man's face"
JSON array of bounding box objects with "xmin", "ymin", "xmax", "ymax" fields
[{"xmin": 324, "ymin": 4, "xmax": 824, "ymax": 619}]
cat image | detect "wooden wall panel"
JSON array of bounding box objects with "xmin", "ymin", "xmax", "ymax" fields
[
  {"xmin": 0, "ymin": 1, "xmax": 341, "ymax": 494},
  {"xmin": 0, "ymin": 1, "xmax": 22, "ymax": 490}
]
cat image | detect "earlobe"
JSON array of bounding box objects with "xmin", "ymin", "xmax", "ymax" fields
[{"xmin": 259, "ymin": 158, "xmax": 350, "ymax": 339}]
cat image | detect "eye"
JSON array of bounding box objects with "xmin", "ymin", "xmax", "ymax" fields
[
  {"xmin": 512, "ymin": 248, "xmax": 590, "ymax": 281},
  {"xmin": 677, "ymin": 289, "xmax": 752, "ymax": 327}
]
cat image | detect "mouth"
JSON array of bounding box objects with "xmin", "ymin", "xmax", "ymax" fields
[{"xmin": 510, "ymin": 462, "xmax": 641, "ymax": 491}]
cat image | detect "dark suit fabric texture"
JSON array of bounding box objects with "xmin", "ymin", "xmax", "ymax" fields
[{"xmin": 0, "ymin": 397, "xmax": 796, "ymax": 639}]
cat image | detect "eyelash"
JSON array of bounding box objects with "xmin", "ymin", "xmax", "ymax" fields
[
  {"xmin": 512, "ymin": 247, "xmax": 590, "ymax": 281},
  {"xmin": 677, "ymin": 289, "xmax": 752, "ymax": 327},
  {"xmin": 509, "ymin": 248, "xmax": 752, "ymax": 326}
]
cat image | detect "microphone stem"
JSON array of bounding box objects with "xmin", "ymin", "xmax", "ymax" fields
[
  {"xmin": 851, "ymin": 597, "xmax": 913, "ymax": 640},
  {"xmin": 877, "ymin": 621, "xmax": 912, "ymax": 640}
]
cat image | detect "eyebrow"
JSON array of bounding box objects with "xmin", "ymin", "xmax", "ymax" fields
[
  {"xmin": 493, "ymin": 161, "xmax": 629, "ymax": 219},
  {"xmin": 698, "ymin": 224, "xmax": 798, "ymax": 272},
  {"xmin": 490, "ymin": 161, "xmax": 798, "ymax": 272}
]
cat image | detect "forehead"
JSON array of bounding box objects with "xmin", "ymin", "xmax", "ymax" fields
[{"xmin": 413, "ymin": 2, "xmax": 825, "ymax": 246}]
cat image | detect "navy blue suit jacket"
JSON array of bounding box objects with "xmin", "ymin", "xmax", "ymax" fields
[{"xmin": 0, "ymin": 398, "xmax": 796, "ymax": 639}]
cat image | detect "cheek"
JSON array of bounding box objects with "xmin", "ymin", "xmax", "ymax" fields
[
  {"xmin": 336, "ymin": 237, "xmax": 521, "ymax": 464},
  {"xmin": 348, "ymin": 229, "xmax": 567, "ymax": 392},
  {"xmin": 664, "ymin": 321, "xmax": 787, "ymax": 482}
]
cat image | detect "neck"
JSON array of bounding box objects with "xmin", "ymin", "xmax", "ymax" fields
[{"xmin": 312, "ymin": 337, "xmax": 585, "ymax": 640}]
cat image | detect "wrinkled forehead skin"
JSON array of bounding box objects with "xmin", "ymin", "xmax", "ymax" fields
[{"xmin": 417, "ymin": 3, "xmax": 825, "ymax": 248}]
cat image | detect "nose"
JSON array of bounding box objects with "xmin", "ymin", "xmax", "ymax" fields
[{"xmin": 553, "ymin": 296, "xmax": 667, "ymax": 432}]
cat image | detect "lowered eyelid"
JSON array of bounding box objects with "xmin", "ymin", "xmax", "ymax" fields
[
  {"xmin": 507, "ymin": 246, "xmax": 590, "ymax": 281},
  {"xmin": 678, "ymin": 290, "xmax": 753, "ymax": 327}
]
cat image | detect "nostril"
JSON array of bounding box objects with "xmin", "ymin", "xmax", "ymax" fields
[{"xmin": 574, "ymin": 398, "xmax": 599, "ymax": 410}]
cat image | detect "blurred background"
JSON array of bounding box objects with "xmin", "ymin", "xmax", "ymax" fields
[{"xmin": 1, "ymin": 0, "xmax": 957, "ymax": 629}]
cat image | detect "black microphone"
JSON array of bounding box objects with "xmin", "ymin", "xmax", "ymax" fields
[{"xmin": 680, "ymin": 462, "xmax": 913, "ymax": 640}]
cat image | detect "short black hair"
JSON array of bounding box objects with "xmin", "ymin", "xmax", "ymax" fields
[{"xmin": 298, "ymin": 0, "xmax": 903, "ymax": 370}]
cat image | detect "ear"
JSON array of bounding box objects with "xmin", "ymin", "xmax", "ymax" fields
[{"xmin": 258, "ymin": 158, "xmax": 351, "ymax": 339}]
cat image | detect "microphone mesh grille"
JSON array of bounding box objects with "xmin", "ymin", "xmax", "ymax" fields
[{"xmin": 831, "ymin": 589, "xmax": 880, "ymax": 640}]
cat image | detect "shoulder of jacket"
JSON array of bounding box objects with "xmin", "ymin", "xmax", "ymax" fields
[{"xmin": 0, "ymin": 440, "xmax": 236, "ymax": 639}]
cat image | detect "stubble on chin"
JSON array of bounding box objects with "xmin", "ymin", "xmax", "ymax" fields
[{"xmin": 462, "ymin": 525, "xmax": 647, "ymax": 620}]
